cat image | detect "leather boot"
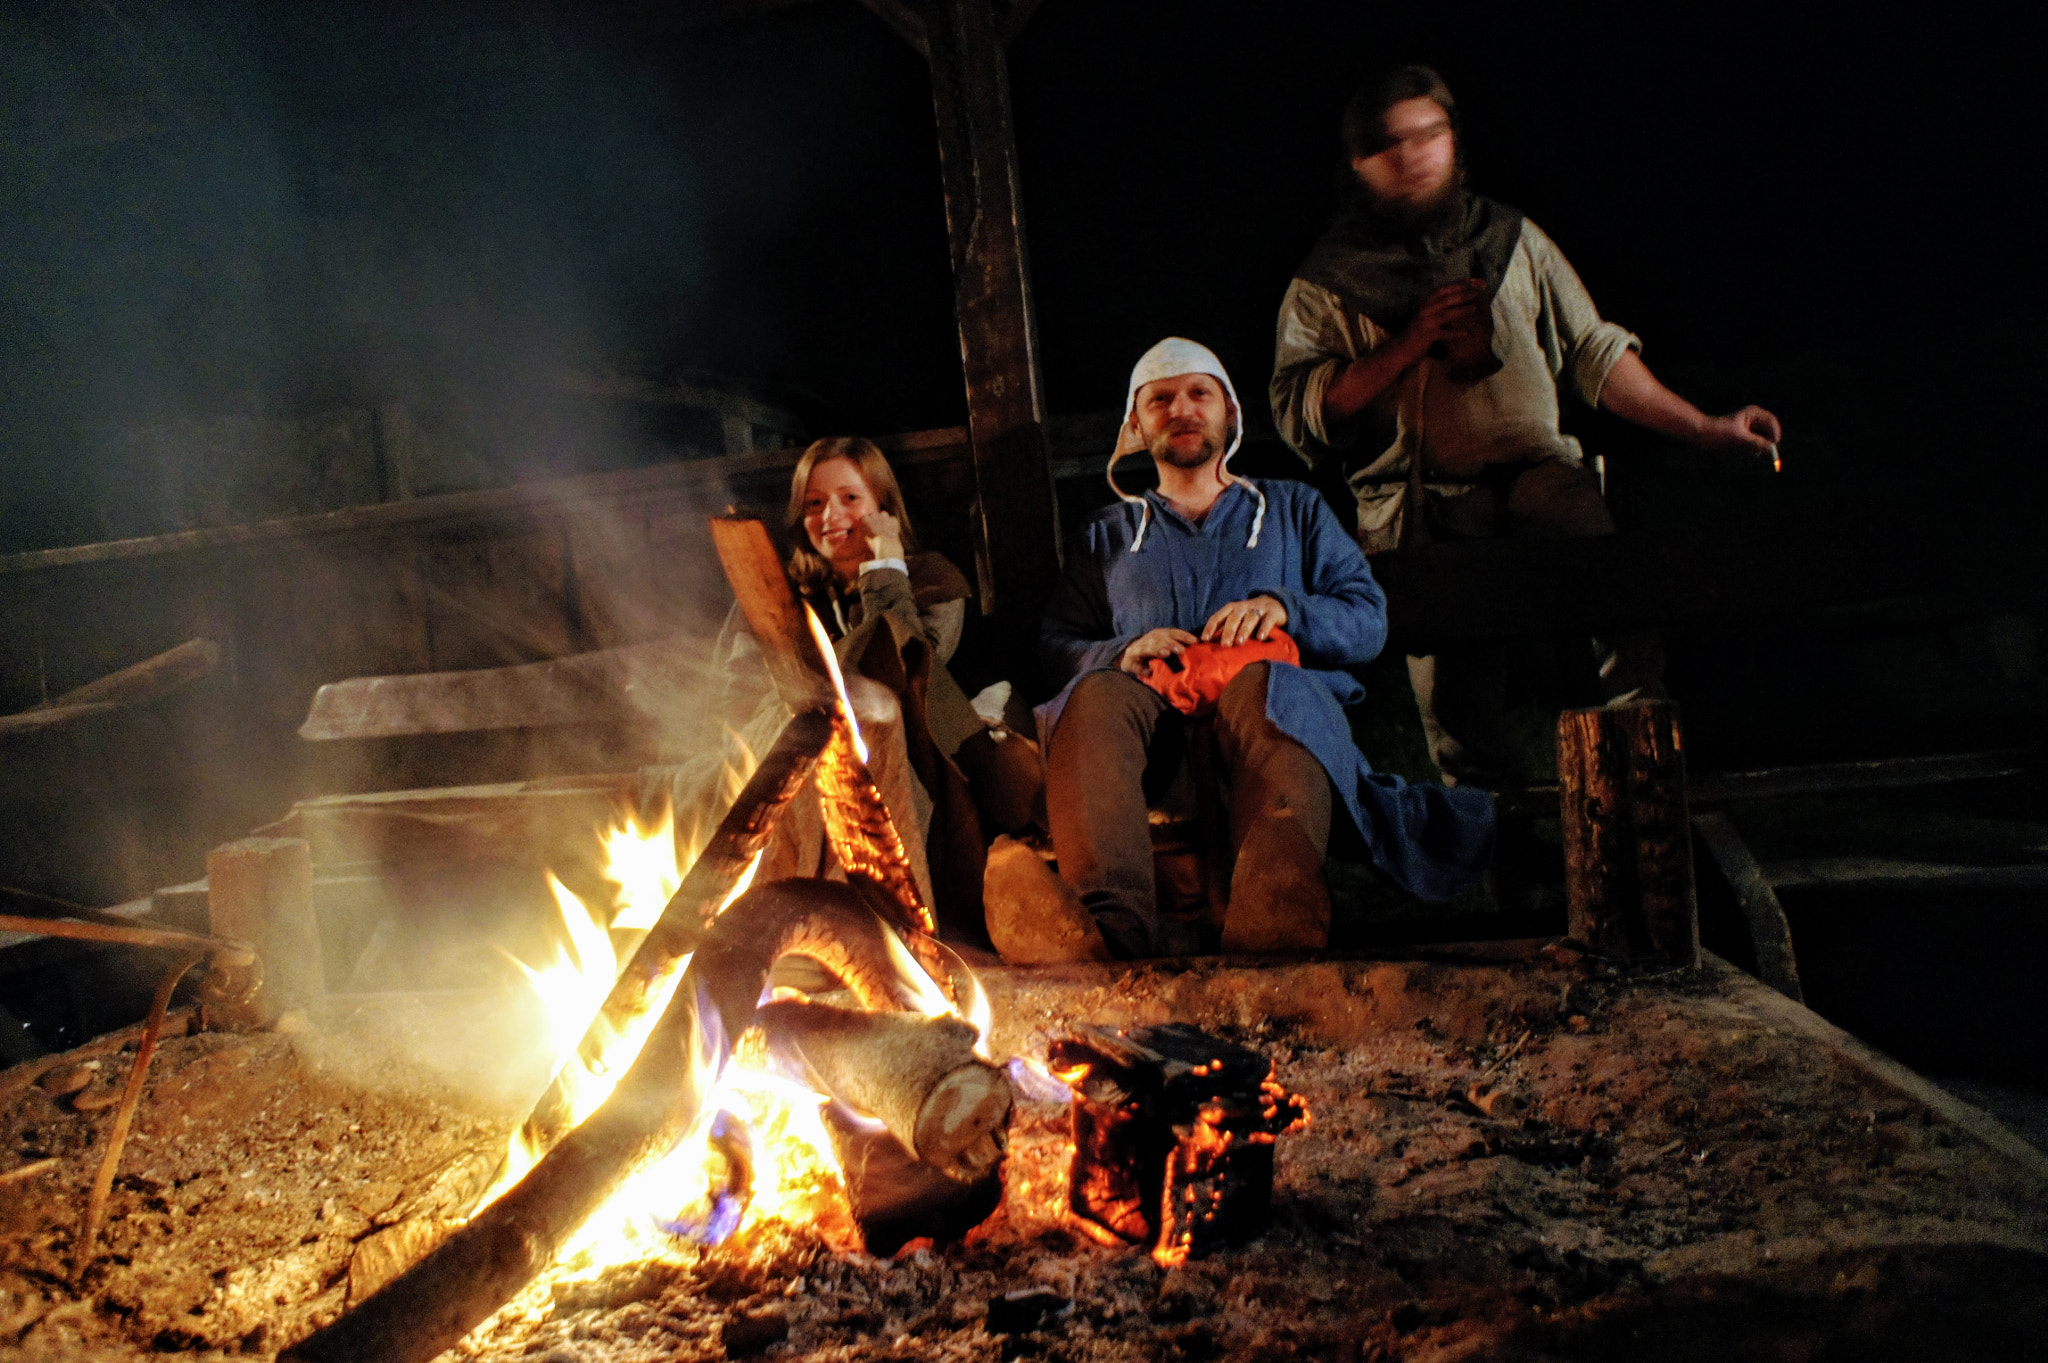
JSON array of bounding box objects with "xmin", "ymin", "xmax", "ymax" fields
[
  {"xmin": 984, "ymin": 835, "xmax": 1112, "ymax": 965},
  {"xmin": 1220, "ymin": 811, "xmax": 1330, "ymax": 953}
]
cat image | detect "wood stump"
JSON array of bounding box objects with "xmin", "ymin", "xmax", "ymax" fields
[
  {"xmin": 206, "ymin": 837, "xmax": 320, "ymax": 1019},
  {"xmin": 1557, "ymin": 700, "xmax": 1698, "ymax": 969}
]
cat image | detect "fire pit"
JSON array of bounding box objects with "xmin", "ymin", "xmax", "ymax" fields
[{"xmin": 3, "ymin": 517, "xmax": 2045, "ymax": 1360}]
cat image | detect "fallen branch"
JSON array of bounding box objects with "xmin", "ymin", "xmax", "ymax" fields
[
  {"xmin": 74, "ymin": 951, "xmax": 203, "ymax": 1283},
  {"xmin": 0, "ymin": 1157, "xmax": 58, "ymax": 1185}
]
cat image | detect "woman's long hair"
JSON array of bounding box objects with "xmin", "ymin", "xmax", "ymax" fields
[{"xmin": 783, "ymin": 436, "xmax": 920, "ymax": 604}]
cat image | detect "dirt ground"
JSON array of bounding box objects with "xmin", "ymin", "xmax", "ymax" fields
[{"xmin": 2, "ymin": 945, "xmax": 2045, "ymax": 1362}]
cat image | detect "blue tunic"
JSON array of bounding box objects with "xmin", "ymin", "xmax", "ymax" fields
[{"xmin": 1038, "ymin": 478, "xmax": 1494, "ymax": 901}]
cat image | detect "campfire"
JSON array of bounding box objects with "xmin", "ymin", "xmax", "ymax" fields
[{"xmin": 275, "ymin": 518, "xmax": 1306, "ymax": 1363}]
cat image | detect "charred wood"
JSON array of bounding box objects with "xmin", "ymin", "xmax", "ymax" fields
[{"xmin": 1048, "ymin": 1023, "xmax": 1304, "ymax": 1262}]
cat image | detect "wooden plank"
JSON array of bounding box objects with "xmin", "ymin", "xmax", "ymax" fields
[
  {"xmin": 921, "ymin": 0, "xmax": 1061, "ymax": 624},
  {"xmin": 0, "ymin": 431, "xmax": 968, "ymax": 580},
  {"xmin": 1499, "ymin": 747, "xmax": 2035, "ymax": 818},
  {"xmin": 1691, "ymin": 749, "xmax": 2033, "ymax": 804},
  {"xmin": 1692, "ymin": 811, "xmax": 1802, "ymax": 1001},
  {"xmin": 43, "ymin": 638, "xmax": 220, "ymax": 709},
  {"xmin": 1761, "ymin": 858, "xmax": 2048, "ymax": 893}
]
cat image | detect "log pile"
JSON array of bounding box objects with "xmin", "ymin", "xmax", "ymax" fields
[{"xmin": 282, "ymin": 519, "xmax": 1010, "ymax": 1362}]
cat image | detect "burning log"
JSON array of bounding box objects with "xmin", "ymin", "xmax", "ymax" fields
[
  {"xmin": 712, "ymin": 512, "xmax": 935, "ymax": 943},
  {"xmin": 757, "ymin": 1000, "xmax": 1009, "ymax": 1184},
  {"xmin": 515, "ymin": 707, "xmax": 835, "ymax": 1153},
  {"xmin": 1049, "ymin": 1023, "xmax": 1306, "ymax": 1265},
  {"xmin": 513, "ymin": 516, "xmax": 945, "ymax": 1163},
  {"xmin": 283, "ymin": 878, "xmax": 968, "ymax": 1363},
  {"xmin": 820, "ymin": 1103, "xmax": 1005, "ymax": 1257}
]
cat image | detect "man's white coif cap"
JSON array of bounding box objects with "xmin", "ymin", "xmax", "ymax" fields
[{"xmin": 1109, "ymin": 336, "xmax": 1264, "ymax": 551}]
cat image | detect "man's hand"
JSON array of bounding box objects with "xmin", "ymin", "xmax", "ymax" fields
[
  {"xmin": 1324, "ymin": 278, "xmax": 1491, "ymax": 423},
  {"xmin": 1201, "ymin": 595, "xmax": 1289, "ymax": 648},
  {"xmin": 1119, "ymin": 627, "xmax": 1198, "ymax": 675},
  {"xmin": 1691, "ymin": 405, "xmax": 1784, "ymax": 463},
  {"xmin": 1400, "ymin": 278, "xmax": 1490, "ymax": 362},
  {"xmin": 860, "ymin": 511, "xmax": 905, "ymax": 563},
  {"xmin": 1600, "ymin": 353, "xmax": 1785, "ymax": 470}
]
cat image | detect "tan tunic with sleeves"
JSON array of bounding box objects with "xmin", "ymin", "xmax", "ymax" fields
[{"xmin": 1271, "ymin": 219, "xmax": 1641, "ymax": 552}]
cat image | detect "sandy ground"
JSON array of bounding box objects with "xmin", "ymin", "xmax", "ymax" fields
[{"xmin": 2, "ymin": 946, "xmax": 2045, "ymax": 1362}]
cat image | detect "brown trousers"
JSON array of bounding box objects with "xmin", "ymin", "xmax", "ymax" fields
[
  {"xmin": 1044, "ymin": 664, "xmax": 1330, "ymax": 956},
  {"xmin": 1404, "ymin": 457, "xmax": 1665, "ymax": 789}
]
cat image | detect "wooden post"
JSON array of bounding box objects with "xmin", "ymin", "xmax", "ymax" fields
[
  {"xmin": 1556, "ymin": 700, "xmax": 1699, "ymax": 969},
  {"xmin": 918, "ymin": 0, "xmax": 1061, "ymax": 626},
  {"xmin": 1557, "ymin": 707, "xmax": 1631, "ymax": 958},
  {"xmin": 1616, "ymin": 700, "xmax": 1699, "ymax": 968},
  {"xmin": 206, "ymin": 837, "xmax": 321, "ymax": 1017}
]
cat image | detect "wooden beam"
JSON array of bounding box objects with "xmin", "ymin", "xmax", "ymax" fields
[
  {"xmin": 855, "ymin": 0, "xmax": 928, "ymax": 57},
  {"xmin": 919, "ymin": 0, "xmax": 1061, "ymax": 624},
  {"xmin": 0, "ymin": 428, "xmax": 970, "ymax": 579},
  {"xmin": 1759, "ymin": 857, "xmax": 2048, "ymax": 893},
  {"xmin": 1691, "ymin": 749, "xmax": 2033, "ymax": 804},
  {"xmin": 1692, "ymin": 811, "xmax": 1802, "ymax": 1001}
]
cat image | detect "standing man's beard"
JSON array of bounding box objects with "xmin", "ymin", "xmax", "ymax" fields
[
  {"xmin": 1366, "ymin": 164, "xmax": 1465, "ymax": 234},
  {"xmin": 1149, "ymin": 425, "xmax": 1224, "ymax": 470}
]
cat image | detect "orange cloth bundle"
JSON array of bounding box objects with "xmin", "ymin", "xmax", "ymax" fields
[{"xmin": 1139, "ymin": 630, "xmax": 1299, "ymax": 718}]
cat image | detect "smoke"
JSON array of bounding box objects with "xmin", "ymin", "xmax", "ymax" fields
[
  {"xmin": 0, "ymin": 1, "xmax": 968, "ymax": 555},
  {"xmin": 0, "ymin": 2, "xmax": 719, "ymax": 547}
]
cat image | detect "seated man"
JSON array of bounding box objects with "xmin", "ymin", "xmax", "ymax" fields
[{"xmin": 1002, "ymin": 337, "xmax": 1494, "ymax": 961}]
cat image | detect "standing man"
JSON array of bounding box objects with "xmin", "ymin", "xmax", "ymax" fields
[
  {"xmin": 997, "ymin": 337, "xmax": 1493, "ymax": 964},
  {"xmin": 1271, "ymin": 65, "xmax": 1781, "ymax": 789}
]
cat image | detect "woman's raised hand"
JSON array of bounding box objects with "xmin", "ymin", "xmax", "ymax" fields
[{"xmin": 860, "ymin": 511, "xmax": 905, "ymax": 564}]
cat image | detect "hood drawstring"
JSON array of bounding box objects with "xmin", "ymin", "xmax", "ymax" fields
[{"xmin": 1110, "ymin": 336, "xmax": 1264, "ymax": 552}]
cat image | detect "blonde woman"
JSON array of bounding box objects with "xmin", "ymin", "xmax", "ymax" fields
[{"xmin": 712, "ymin": 437, "xmax": 992, "ymax": 935}]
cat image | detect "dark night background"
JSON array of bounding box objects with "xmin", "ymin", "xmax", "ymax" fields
[
  {"xmin": 1, "ymin": 3, "xmax": 2045, "ymax": 1090},
  {"xmin": 3, "ymin": 0, "xmax": 2043, "ymax": 545}
]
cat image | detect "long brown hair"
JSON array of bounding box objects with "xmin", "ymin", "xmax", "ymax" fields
[{"xmin": 783, "ymin": 436, "xmax": 920, "ymax": 602}]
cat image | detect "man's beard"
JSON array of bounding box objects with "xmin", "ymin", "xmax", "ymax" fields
[
  {"xmin": 1366, "ymin": 164, "xmax": 1464, "ymax": 235},
  {"xmin": 1149, "ymin": 425, "xmax": 1224, "ymax": 470}
]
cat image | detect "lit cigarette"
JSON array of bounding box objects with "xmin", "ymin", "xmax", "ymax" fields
[{"xmin": 1767, "ymin": 443, "xmax": 1781, "ymax": 474}]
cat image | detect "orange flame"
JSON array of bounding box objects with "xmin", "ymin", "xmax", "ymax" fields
[{"xmin": 805, "ymin": 605, "xmax": 867, "ymax": 764}]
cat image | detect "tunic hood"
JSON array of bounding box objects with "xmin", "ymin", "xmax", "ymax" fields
[{"xmin": 1110, "ymin": 336, "xmax": 1265, "ymax": 552}]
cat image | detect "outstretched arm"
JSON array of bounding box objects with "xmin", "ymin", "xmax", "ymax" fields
[{"xmin": 1599, "ymin": 350, "xmax": 1783, "ymax": 465}]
